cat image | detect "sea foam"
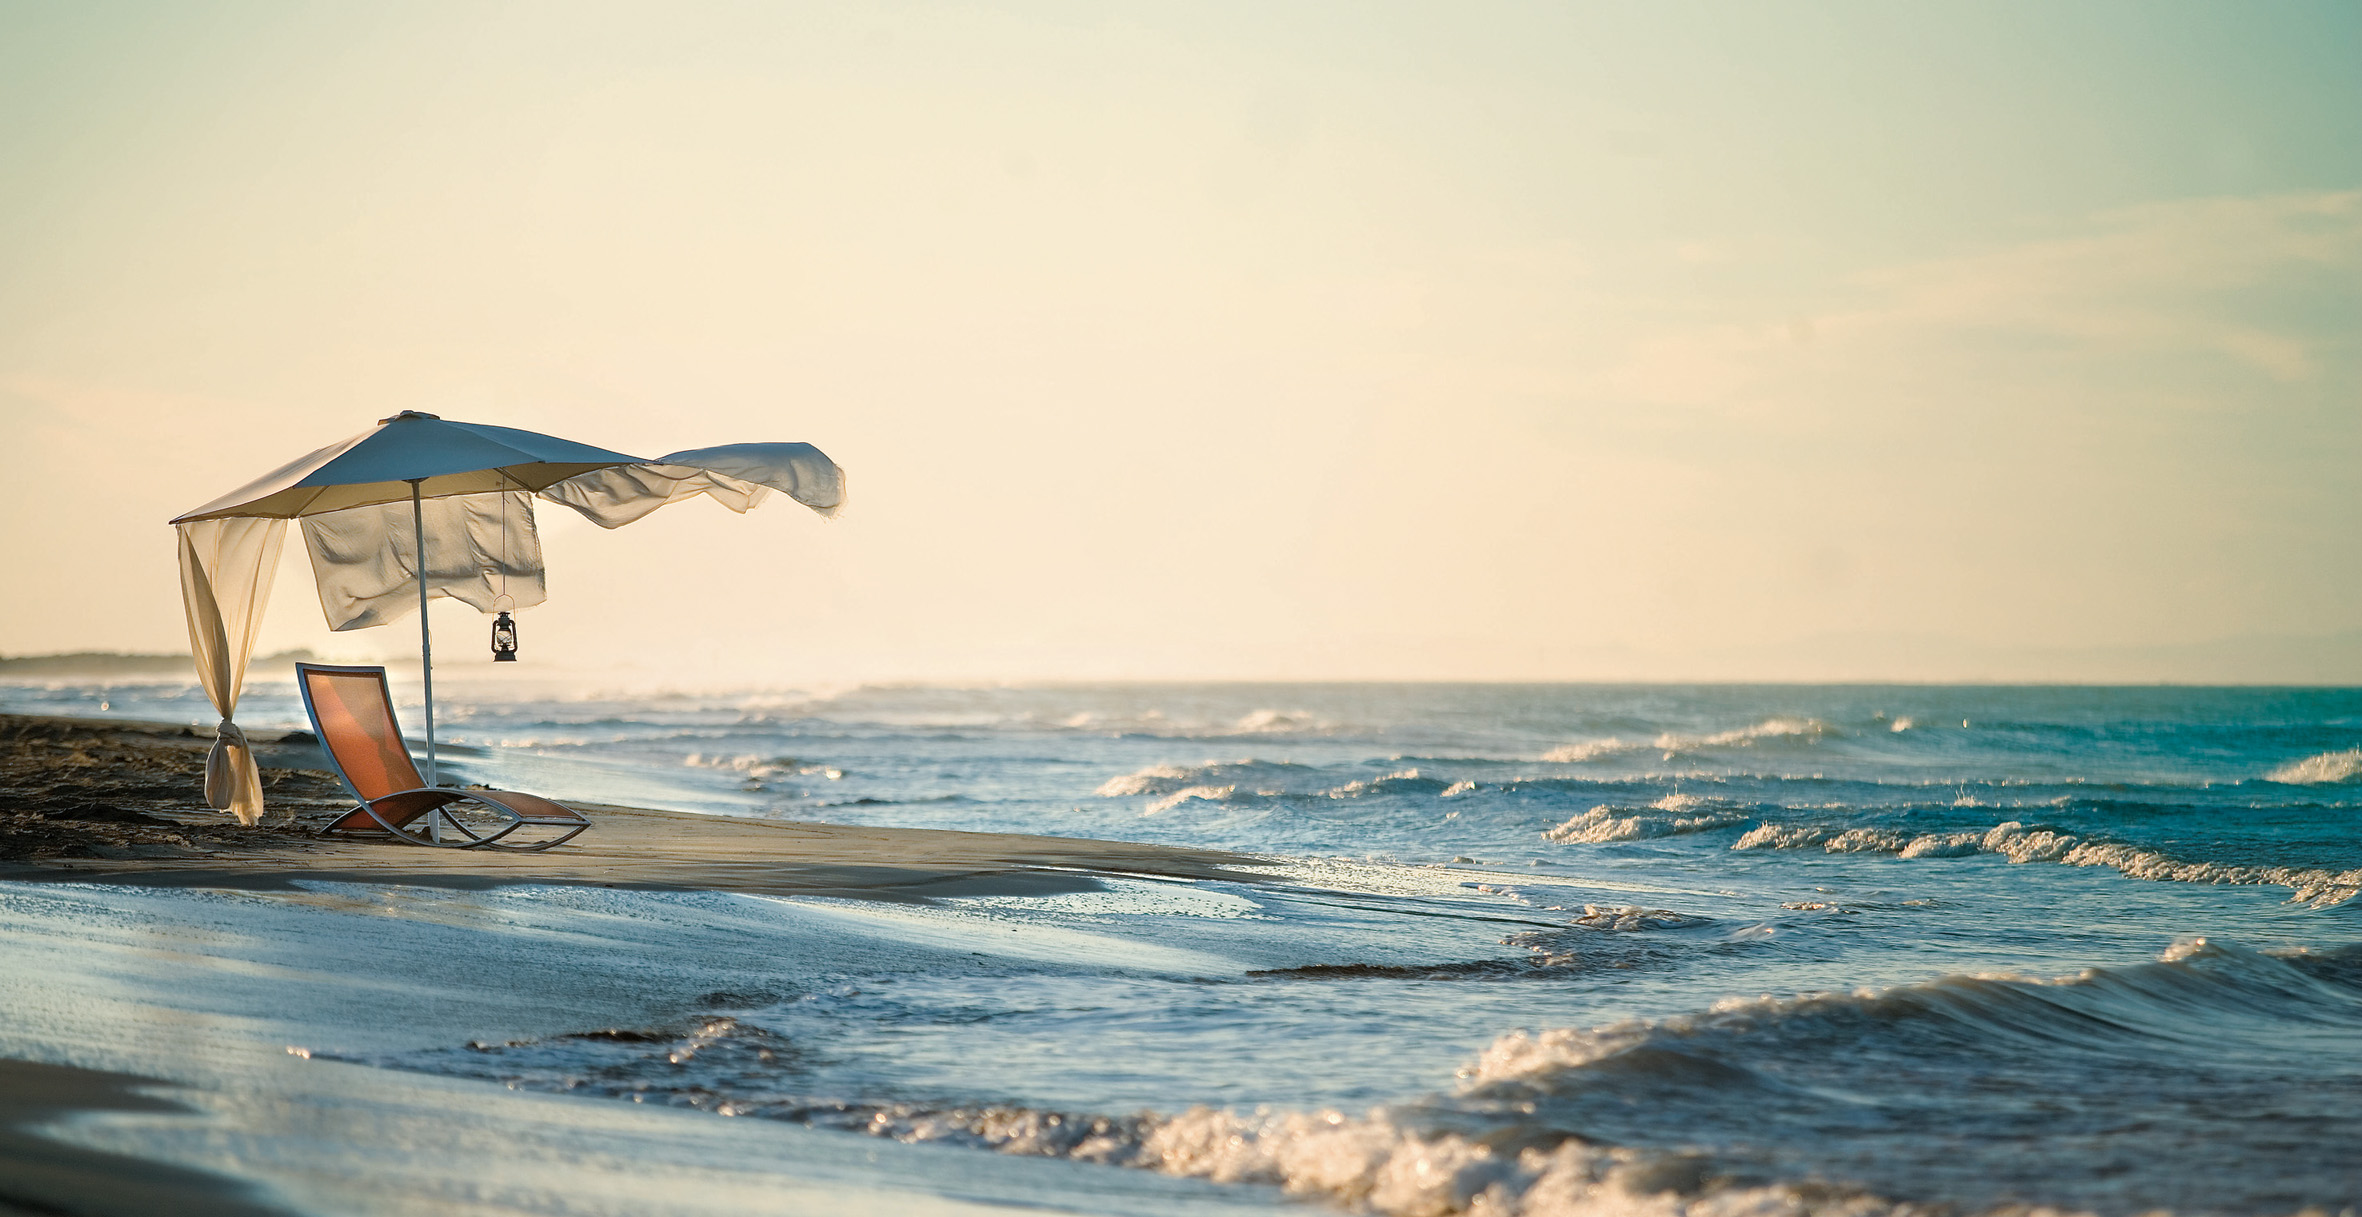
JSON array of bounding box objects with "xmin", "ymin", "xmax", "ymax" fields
[
  {"xmin": 1093, "ymin": 759, "xmax": 1316, "ymax": 798},
  {"xmin": 1542, "ymin": 718, "xmax": 1829, "ymax": 765},
  {"xmin": 1731, "ymin": 818, "xmax": 2362, "ymax": 906},
  {"xmin": 421, "ymin": 938, "xmax": 2362, "ymax": 1217},
  {"xmin": 1099, "ymin": 760, "xmax": 1454, "ymax": 813},
  {"xmin": 1544, "ymin": 799, "xmax": 1749, "ymax": 844},
  {"xmin": 2267, "ymin": 747, "xmax": 2362, "ymax": 784}
]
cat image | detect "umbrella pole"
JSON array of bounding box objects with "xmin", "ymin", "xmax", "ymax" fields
[{"xmin": 410, "ymin": 479, "xmax": 437, "ymax": 788}]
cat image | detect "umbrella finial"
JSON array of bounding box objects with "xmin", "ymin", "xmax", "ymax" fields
[{"xmin": 379, "ymin": 410, "xmax": 443, "ymax": 424}]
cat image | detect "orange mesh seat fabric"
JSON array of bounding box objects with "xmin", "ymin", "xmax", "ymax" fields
[
  {"xmin": 299, "ymin": 666, "xmax": 425, "ymax": 803},
  {"xmin": 326, "ymin": 787, "xmax": 462, "ymax": 834},
  {"xmin": 464, "ymin": 789, "xmax": 584, "ymax": 822}
]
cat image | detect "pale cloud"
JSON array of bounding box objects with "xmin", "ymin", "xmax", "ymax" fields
[
  {"xmin": 1605, "ymin": 190, "xmax": 2362, "ymax": 417},
  {"xmin": 1849, "ymin": 190, "xmax": 2358, "ymax": 381}
]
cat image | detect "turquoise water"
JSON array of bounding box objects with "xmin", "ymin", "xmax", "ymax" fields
[{"xmin": 9, "ymin": 679, "xmax": 2360, "ymax": 1215}]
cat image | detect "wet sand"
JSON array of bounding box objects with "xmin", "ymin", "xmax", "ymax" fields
[
  {"xmin": 0, "ymin": 1060, "xmax": 292, "ymax": 1217},
  {"xmin": 0, "ymin": 712, "xmax": 1269, "ymax": 902},
  {"xmin": 0, "ymin": 711, "xmax": 1280, "ymax": 1214}
]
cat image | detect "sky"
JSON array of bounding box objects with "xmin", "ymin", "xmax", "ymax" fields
[{"xmin": 2, "ymin": 0, "xmax": 2358, "ymax": 684}]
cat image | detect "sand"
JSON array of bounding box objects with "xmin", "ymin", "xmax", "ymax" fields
[
  {"xmin": 0, "ymin": 1060, "xmax": 292, "ymax": 1217},
  {"xmin": 0, "ymin": 711, "xmax": 1280, "ymax": 1214},
  {"xmin": 0, "ymin": 712, "xmax": 1269, "ymax": 901}
]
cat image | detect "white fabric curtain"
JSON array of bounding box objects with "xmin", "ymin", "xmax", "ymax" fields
[
  {"xmin": 540, "ymin": 443, "xmax": 845, "ymax": 528},
  {"xmin": 300, "ymin": 491, "xmax": 548, "ymax": 631},
  {"xmin": 176, "ymin": 517, "xmax": 288, "ymax": 825}
]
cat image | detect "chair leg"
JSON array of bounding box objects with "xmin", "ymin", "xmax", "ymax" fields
[
  {"xmin": 424, "ymin": 795, "xmax": 587, "ymax": 851},
  {"xmin": 316, "ymin": 803, "xmax": 414, "ymax": 843},
  {"xmin": 428, "ymin": 805, "xmax": 491, "ymax": 844},
  {"xmin": 445, "ymin": 793, "xmax": 588, "ymax": 851},
  {"xmin": 475, "ymin": 821, "xmax": 590, "ymax": 852},
  {"xmin": 373, "ymin": 801, "xmax": 466, "ymax": 847},
  {"xmin": 320, "ymin": 800, "xmax": 481, "ymax": 848},
  {"xmin": 318, "ymin": 794, "xmax": 587, "ymax": 850}
]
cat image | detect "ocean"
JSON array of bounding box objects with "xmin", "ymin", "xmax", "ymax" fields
[{"xmin": 5, "ymin": 677, "xmax": 2360, "ymax": 1216}]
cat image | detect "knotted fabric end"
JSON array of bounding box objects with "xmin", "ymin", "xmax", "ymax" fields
[{"xmin": 204, "ymin": 719, "xmax": 265, "ymax": 826}]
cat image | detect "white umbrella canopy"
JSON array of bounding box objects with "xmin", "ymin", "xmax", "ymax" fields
[
  {"xmin": 171, "ymin": 411, "xmax": 844, "ymax": 824},
  {"xmin": 172, "ymin": 412, "xmax": 651, "ymax": 523}
]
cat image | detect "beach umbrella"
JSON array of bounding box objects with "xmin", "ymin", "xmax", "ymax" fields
[
  {"xmin": 172, "ymin": 412, "xmax": 653, "ymax": 523},
  {"xmin": 170, "ymin": 411, "xmax": 844, "ymax": 823}
]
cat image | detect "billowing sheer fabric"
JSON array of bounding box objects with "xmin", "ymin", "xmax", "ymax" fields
[
  {"xmin": 540, "ymin": 443, "xmax": 845, "ymax": 528},
  {"xmin": 175, "ymin": 517, "xmax": 288, "ymax": 825},
  {"xmin": 301, "ymin": 491, "xmax": 547, "ymax": 631},
  {"xmin": 300, "ymin": 444, "xmax": 844, "ymax": 631}
]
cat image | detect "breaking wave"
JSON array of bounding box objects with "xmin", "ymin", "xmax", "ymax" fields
[
  {"xmin": 1094, "ymin": 760, "xmax": 1319, "ymax": 799},
  {"xmin": 1543, "ymin": 795, "xmax": 1750, "ymax": 844},
  {"xmin": 684, "ymin": 752, "xmax": 845, "ymax": 781},
  {"xmin": 1731, "ymin": 818, "xmax": 2362, "ymax": 906},
  {"xmin": 1542, "ymin": 718, "xmax": 1829, "ymax": 764},
  {"xmin": 409, "ymin": 1019, "xmax": 1811, "ymax": 1217},
  {"xmin": 1230, "ymin": 708, "xmax": 1334, "ymax": 734},
  {"xmin": 1098, "ymin": 760, "xmax": 1454, "ymax": 814},
  {"xmin": 1538, "ymin": 738, "xmax": 1644, "ymax": 763},
  {"xmin": 1054, "ymin": 708, "xmax": 1343, "ymax": 737},
  {"xmin": 2268, "ymin": 748, "xmax": 2362, "ymax": 785},
  {"xmin": 389, "ymin": 938, "xmax": 2362, "ymax": 1217}
]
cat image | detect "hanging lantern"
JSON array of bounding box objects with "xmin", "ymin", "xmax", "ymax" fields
[{"xmin": 491, "ymin": 610, "xmax": 519, "ymax": 662}]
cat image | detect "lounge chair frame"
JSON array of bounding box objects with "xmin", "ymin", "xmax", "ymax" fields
[{"xmin": 295, "ymin": 662, "xmax": 590, "ymax": 851}]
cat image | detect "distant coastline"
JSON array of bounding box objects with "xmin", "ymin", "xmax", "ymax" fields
[
  {"xmin": 0, "ymin": 650, "xmax": 317, "ymax": 678},
  {"xmin": 3, "ymin": 644, "xmax": 2358, "ymax": 685}
]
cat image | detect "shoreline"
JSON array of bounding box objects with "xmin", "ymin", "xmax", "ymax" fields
[
  {"xmin": 0, "ymin": 712, "xmax": 1271, "ymax": 902},
  {"xmin": 0, "ymin": 711, "xmax": 1290, "ymax": 1216}
]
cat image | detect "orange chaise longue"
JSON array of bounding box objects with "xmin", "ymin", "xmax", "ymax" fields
[{"xmin": 295, "ymin": 662, "xmax": 591, "ymax": 850}]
